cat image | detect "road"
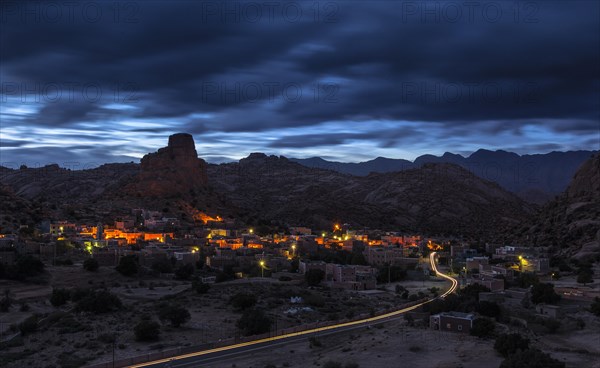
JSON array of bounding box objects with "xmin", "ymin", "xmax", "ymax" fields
[{"xmin": 128, "ymin": 252, "xmax": 457, "ymax": 368}]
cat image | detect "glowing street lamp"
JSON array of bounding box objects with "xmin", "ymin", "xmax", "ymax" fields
[
  {"xmin": 249, "ymin": 229, "xmax": 254, "ymax": 234},
  {"xmin": 291, "ymin": 244, "xmax": 296, "ymax": 257},
  {"xmin": 259, "ymin": 260, "xmax": 265, "ymax": 278}
]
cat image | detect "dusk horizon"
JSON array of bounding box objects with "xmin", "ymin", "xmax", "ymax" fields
[{"xmin": 1, "ymin": 2, "xmax": 599, "ymax": 368}]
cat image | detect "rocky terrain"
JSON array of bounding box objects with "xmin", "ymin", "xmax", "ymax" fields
[
  {"xmin": 292, "ymin": 150, "xmax": 597, "ymax": 203},
  {"xmin": 123, "ymin": 133, "xmax": 208, "ymax": 198},
  {"xmin": 515, "ymin": 154, "xmax": 600, "ymax": 260},
  {"xmin": 0, "ymin": 133, "xmax": 568, "ymax": 242},
  {"xmin": 208, "ymin": 154, "xmax": 534, "ymax": 238}
]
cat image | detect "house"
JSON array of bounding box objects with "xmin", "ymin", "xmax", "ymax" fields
[
  {"xmin": 536, "ymin": 303, "xmax": 562, "ymax": 319},
  {"xmin": 466, "ymin": 257, "xmax": 489, "ymax": 272},
  {"xmin": 298, "ymin": 260, "xmax": 327, "ymax": 275},
  {"xmin": 468, "ymin": 276, "xmax": 504, "ymax": 292},
  {"xmin": 430, "ymin": 312, "xmax": 475, "ymax": 333}
]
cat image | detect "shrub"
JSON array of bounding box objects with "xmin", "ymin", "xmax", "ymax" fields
[
  {"xmin": 50, "ymin": 288, "xmax": 71, "ymax": 307},
  {"xmin": 305, "ymin": 294, "xmax": 325, "ymax": 307},
  {"xmin": 83, "ymin": 258, "xmax": 99, "ymax": 272},
  {"xmin": 151, "ymin": 259, "xmax": 173, "ymax": 274},
  {"xmin": 116, "ymin": 255, "xmax": 138, "ymax": 276},
  {"xmin": 494, "ymin": 333, "xmax": 530, "ymax": 357},
  {"xmin": 308, "ymin": 337, "xmax": 322, "ymax": 347},
  {"xmin": 577, "ymin": 269, "xmax": 593, "ymax": 285},
  {"xmin": 75, "ymin": 290, "xmax": 122, "ymax": 313},
  {"xmin": 174, "ymin": 263, "xmax": 195, "ymax": 280},
  {"xmin": 590, "ymin": 297, "xmax": 600, "ymax": 317},
  {"xmin": 230, "ymin": 293, "xmax": 257, "ymax": 311},
  {"xmin": 192, "ymin": 279, "xmax": 210, "ymax": 294},
  {"xmin": 470, "ymin": 317, "xmax": 495, "ymax": 338},
  {"xmin": 477, "ymin": 301, "xmax": 501, "ymax": 319},
  {"xmin": 543, "ymin": 318, "xmax": 561, "ymax": 334},
  {"xmin": 499, "ymin": 348, "xmax": 564, "ymax": 368},
  {"xmin": 158, "ymin": 304, "xmax": 190, "ymax": 327},
  {"xmin": 2, "ymin": 255, "xmax": 45, "ymax": 280},
  {"xmin": 305, "ymin": 269, "xmax": 325, "ymax": 286},
  {"xmin": 19, "ymin": 315, "xmax": 39, "ymax": 336},
  {"xmin": 134, "ymin": 320, "xmax": 160, "ymax": 341},
  {"xmin": 0, "ymin": 294, "xmax": 11, "ymax": 312},
  {"xmin": 236, "ymin": 308, "xmax": 271, "ymax": 336},
  {"xmin": 531, "ymin": 283, "xmax": 560, "ymax": 305}
]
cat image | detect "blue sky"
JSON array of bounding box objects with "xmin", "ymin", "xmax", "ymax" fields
[{"xmin": 0, "ymin": 1, "xmax": 598, "ymax": 167}]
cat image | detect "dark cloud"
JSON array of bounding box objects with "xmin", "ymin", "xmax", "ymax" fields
[{"xmin": 1, "ymin": 0, "xmax": 598, "ymax": 164}]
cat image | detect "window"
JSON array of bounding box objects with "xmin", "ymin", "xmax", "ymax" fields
[
  {"xmin": 446, "ymin": 323, "xmax": 451, "ymax": 329},
  {"xmin": 458, "ymin": 325, "xmax": 463, "ymax": 331}
]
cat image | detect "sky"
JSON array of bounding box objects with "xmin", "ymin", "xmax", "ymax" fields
[{"xmin": 0, "ymin": 0, "xmax": 599, "ymax": 167}]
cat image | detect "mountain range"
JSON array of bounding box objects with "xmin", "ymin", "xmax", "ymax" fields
[
  {"xmin": 291, "ymin": 150, "xmax": 597, "ymax": 204},
  {"xmin": 0, "ymin": 134, "xmax": 598, "ymax": 259}
]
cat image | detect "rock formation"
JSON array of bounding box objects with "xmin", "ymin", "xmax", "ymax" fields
[{"xmin": 131, "ymin": 133, "xmax": 208, "ymax": 197}]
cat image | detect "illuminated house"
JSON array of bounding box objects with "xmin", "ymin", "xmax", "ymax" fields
[
  {"xmin": 50, "ymin": 222, "xmax": 76, "ymax": 236},
  {"xmin": 103, "ymin": 229, "xmax": 173, "ymax": 245}
]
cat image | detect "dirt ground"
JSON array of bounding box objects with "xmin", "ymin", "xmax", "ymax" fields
[
  {"xmin": 199, "ymin": 320, "xmax": 503, "ymax": 368},
  {"xmin": 0, "ymin": 265, "xmax": 444, "ymax": 368}
]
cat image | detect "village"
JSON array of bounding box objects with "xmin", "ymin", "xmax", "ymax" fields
[{"xmin": 0, "ymin": 208, "xmax": 599, "ymax": 368}]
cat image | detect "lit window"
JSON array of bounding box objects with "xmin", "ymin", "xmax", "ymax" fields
[{"xmin": 446, "ymin": 323, "xmax": 451, "ymax": 329}]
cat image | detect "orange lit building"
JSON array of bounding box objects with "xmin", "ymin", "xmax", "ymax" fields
[{"xmin": 103, "ymin": 229, "xmax": 173, "ymax": 245}]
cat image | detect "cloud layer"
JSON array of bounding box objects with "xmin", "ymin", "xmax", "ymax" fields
[{"xmin": 1, "ymin": 1, "xmax": 598, "ymax": 166}]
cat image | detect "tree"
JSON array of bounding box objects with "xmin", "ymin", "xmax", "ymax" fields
[
  {"xmin": 83, "ymin": 258, "xmax": 99, "ymax": 272},
  {"xmin": 236, "ymin": 308, "xmax": 271, "ymax": 336},
  {"xmin": 477, "ymin": 301, "xmax": 501, "ymax": 319},
  {"xmin": 134, "ymin": 320, "xmax": 161, "ymax": 341},
  {"xmin": 494, "ymin": 333, "xmax": 530, "ymax": 357},
  {"xmin": 590, "ymin": 297, "xmax": 600, "ymax": 317},
  {"xmin": 531, "ymin": 283, "xmax": 560, "ymax": 305},
  {"xmin": 174, "ymin": 263, "xmax": 195, "ymax": 280},
  {"xmin": 515, "ymin": 272, "xmax": 539, "ymax": 288},
  {"xmin": 458, "ymin": 284, "xmax": 490, "ymax": 301},
  {"xmin": 350, "ymin": 253, "xmax": 367, "ymax": 265},
  {"xmin": 470, "ymin": 317, "xmax": 495, "ymax": 338},
  {"xmin": 151, "ymin": 258, "xmax": 173, "ymax": 274},
  {"xmin": 0, "ymin": 289, "xmax": 11, "ymax": 312},
  {"xmin": 229, "ymin": 292, "xmax": 257, "ymax": 311},
  {"xmin": 158, "ymin": 304, "xmax": 191, "ymax": 327},
  {"xmin": 50, "ymin": 288, "xmax": 71, "ymax": 307},
  {"xmin": 116, "ymin": 255, "xmax": 138, "ymax": 276},
  {"xmin": 19, "ymin": 315, "xmax": 39, "ymax": 336},
  {"xmin": 75, "ymin": 289, "xmax": 122, "ymax": 313},
  {"xmin": 499, "ymin": 349, "xmax": 564, "ymax": 368},
  {"xmin": 305, "ymin": 269, "xmax": 325, "ymax": 286},
  {"xmin": 577, "ymin": 269, "xmax": 593, "ymax": 286},
  {"xmin": 192, "ymin": 279, "xmax": 210, "ymax": 294}
]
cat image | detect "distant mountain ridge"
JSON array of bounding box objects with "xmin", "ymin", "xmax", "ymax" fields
[
  {"xmin": 291, "ymin": 150, "xmax": 597, "ymax": 203},
  {"xmin": 0, "ymin": 135, "xmax": 534, "ymax": 240}
]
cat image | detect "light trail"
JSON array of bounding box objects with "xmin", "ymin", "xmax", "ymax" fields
[{"xmin": 127, "ymin": 252, "xmax": 457, "ymax": 368}]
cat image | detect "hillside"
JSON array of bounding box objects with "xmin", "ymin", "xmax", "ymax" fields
[
  {"xmin": 0, "ymin": 135, "xmax": 535, "ymax": 240},
  {"xmin": 291, "ymin": 150, "xmax": 596, "ymax": 203},
  {"xmin": 208, "ymin": 153, "xmax": 534, "ymax": 238},
  {"xmin": 515, "ymin": 154, "xmax": 600, "ymax": 260}
]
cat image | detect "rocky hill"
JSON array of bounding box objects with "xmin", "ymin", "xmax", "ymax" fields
[
  {"xmin": 208, "ymin": 154, "xmax": 534, "ymax": 239},
  {"xmin": 515, "ymin": 154, "xmax": 600, "ymax": 260},
  {"xmin": 124, "ymin": 133, "xmax": 208, "ymax": 198},
  {"xmin": 291, "ymin": 150, "xmax": 597, "ymax": 203},
  {"xmin": 0, "ymin": 134, "xmax": 535, "ymax": 239}
]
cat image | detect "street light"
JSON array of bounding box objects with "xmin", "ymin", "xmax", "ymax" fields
[
  {"xmin": 291, "ymin": 244, "xmax": 296, "ymax": 257},
  {"xmin": 259, "ymin": 260, "xmax": 265, "ymax": 278}
]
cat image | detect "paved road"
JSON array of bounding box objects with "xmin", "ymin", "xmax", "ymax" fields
[{"xmin": 128, "ymin": 252, "xmax": 457, "ymax": 368}]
